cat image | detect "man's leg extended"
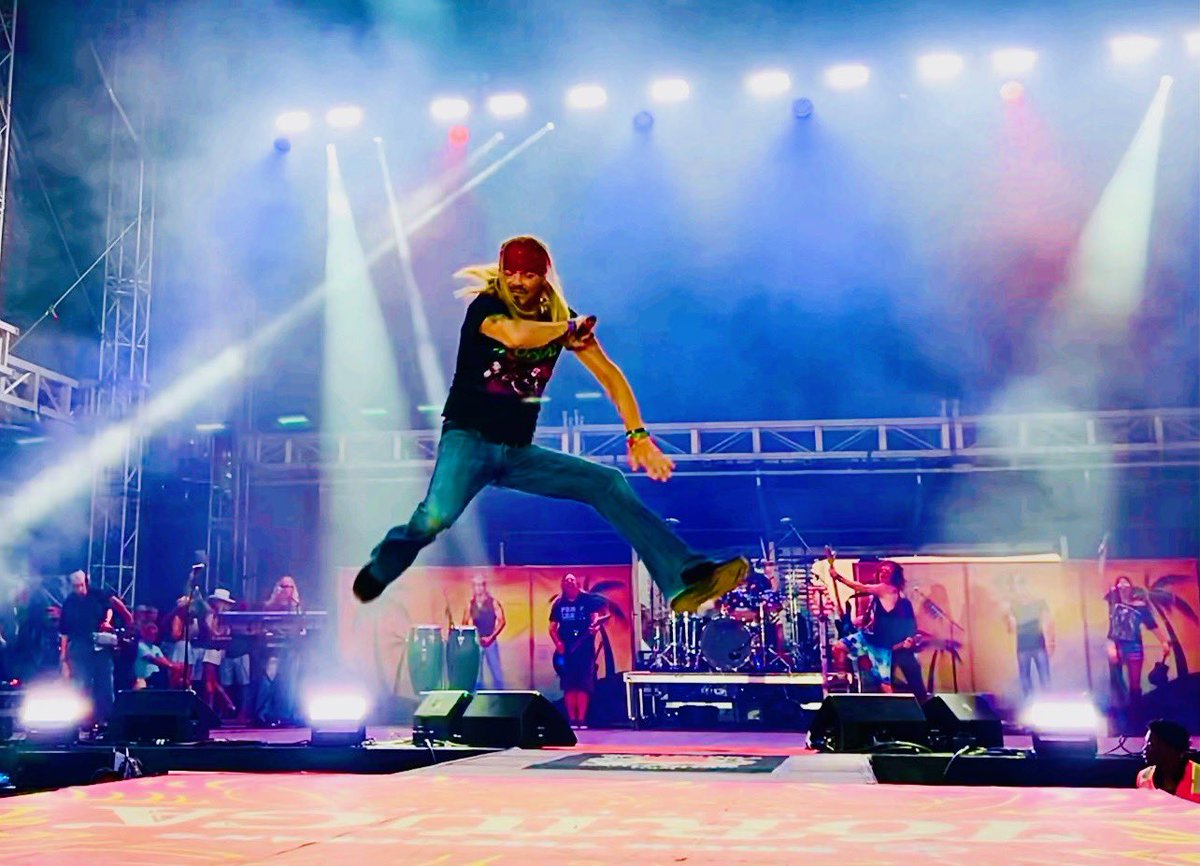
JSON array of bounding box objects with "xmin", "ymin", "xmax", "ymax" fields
[
  {"xmin": 498, "ymin": 445, "xmax": 745, "ymax": 606},
  {"xmin": 355, "ymin": 427, "xmax": 497, "ymax": 602}
]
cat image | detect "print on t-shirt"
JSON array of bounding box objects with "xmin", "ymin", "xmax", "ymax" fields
[{"xmin": 481, "ymin": 343, "xmax": 560, "ymax": 400}]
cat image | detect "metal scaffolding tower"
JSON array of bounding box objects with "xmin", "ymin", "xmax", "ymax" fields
[
  {"xmin": 0, "ymin": 0, "xmax": 15, "ymax": 277},
  {"xmin": 87, "ymin": 30, "xmax": 156, "ymax": 604}
]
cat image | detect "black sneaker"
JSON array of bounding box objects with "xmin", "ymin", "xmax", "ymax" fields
[
  {"xmin": 352, "ymin": 564, "xmax": 387, "ymax": 603},
  {"xmin": 670, "ymin": 556, "xmax": 750, "ymax": 615}
]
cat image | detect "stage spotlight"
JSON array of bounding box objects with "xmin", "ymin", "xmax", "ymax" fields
[
  {"xmin": 305, "ymin": 688, "xmax": 369, "ymax": 746},
  {"xmin": 486, "ymin": 92, "xmax": 529, "ymax": 118},
  {"xmin": 430, "ymin": 96, "xmax": 470, "ymax": 122},
  {"xmin": 1023, "ymin": 698, "xmax": 1102, "ymax": 757},
  {"xmin": 276, "ymin": 413, "xmax": 310, "ymax": 428},
  {"xmin": 632, "ymin": 110, "xmax": 655, "ymax": 132},
  {"xmin": 448, "ymin": 124, "xmax": 470, "ymax": 147},
  {"xmin": 20, "ymin": 683, "xmax": 88, "ymax": 743},
  {"xmin": 325, "ymin": 105, "xmax": 364, "ymax": 130},
  {"xmin": 991, "ymin": 47, "xmax": 1038, "ymax": 76},
  {"xmin": 566, "ymin": 84, "xmax": 608, "ymax": 110},
  {"xmin": 1188, "ymin": 31, "xmax": 1200, "ymax": 56},
  {"xmin": 1109, "ymin": 35, "xmax": 1160, "ymax": 64},
  {"xmin": 1000, "ymin": 80, "xmax": 1025, "ymax": 102},
  {"xmin": 194, "ymin": 422, "xmax": 227, "ymax": 433},
  {"xmin": 745, "ymin": 69, "xmax": 792, "ymax": 99},
  {"xmin": 792, "ymin": 97, "xmax": 815, "ymax": 119},
  {"xmin": 274, "ymin": 110, "xmax": 312, "ymax": 135},
  {"xmin": 824, "ymin": 63, "xmax": 870, "ymax": 91},
  {"xmin": 649, "ymin": 77, "xmax": 691, "ymax": 103},
  {"xmin": 917, "ymin": 52, "xmax": 965, "ymax": 83}
]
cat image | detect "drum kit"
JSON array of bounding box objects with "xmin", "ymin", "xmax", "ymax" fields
[
  {"xmin": 407, "ymin": 624, "xmax": 482, "ymax": 693},
  {"xmin": 648, "ymin": 558, "xmax": 833, "ymax": 674}
]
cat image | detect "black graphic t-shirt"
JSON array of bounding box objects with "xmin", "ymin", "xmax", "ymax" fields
[
  {"xmin": 442, "ymin": 294, "xmax": 570, "ymax": 446},
  {"xmin": 1106, "ymin": 595, "xmax": 1157, "ymax": 645},
  {"xmin": 550, "ymin": 592, "xmax": 606, "ymax": 647}
]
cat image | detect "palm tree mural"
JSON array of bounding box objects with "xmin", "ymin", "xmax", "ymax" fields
[{"xmin": 1141, "ymin": 573, "xmax": 1199, "ymax": 678}]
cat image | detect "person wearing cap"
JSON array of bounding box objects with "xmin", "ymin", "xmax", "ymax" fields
[{"xmin": 354, "ymin": 236, "xmax": 747, "ymax": 613}]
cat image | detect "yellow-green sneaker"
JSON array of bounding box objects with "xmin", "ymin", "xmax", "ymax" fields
[{"xmin": 669, "ymin": 556, "xmax": 750, "ymax": 615}]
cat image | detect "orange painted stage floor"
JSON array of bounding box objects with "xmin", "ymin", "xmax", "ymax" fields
[{"xmin": 2, "ymin": 734, "xmax": 1197, "ymax": 866}]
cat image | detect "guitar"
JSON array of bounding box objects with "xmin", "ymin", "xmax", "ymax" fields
[
  {"xmin": 825, "ymin": 547, "xmax": 854, "ymax": 638},
  {"xmin": 552, "ymin": 613, "xmax": 611, "ymax": 676}
]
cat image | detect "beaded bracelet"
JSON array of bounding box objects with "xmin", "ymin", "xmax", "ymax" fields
[{"xmin": 626, "ymin": 427, "xmax": 650, "ymax": 445}]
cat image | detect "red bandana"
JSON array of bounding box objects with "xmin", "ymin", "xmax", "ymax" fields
[{"xmin": 500, "ymin": 238, "xmax": 551, "ymax": 276}]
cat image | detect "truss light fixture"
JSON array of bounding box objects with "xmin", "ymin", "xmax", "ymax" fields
[
  {"xmin": 486, "ymin": 93, "xmax": 529, "ymax": 119},
  {"xmin": 566, "ymin": 84, "xmax": 609, "ymax": 110},
  {"xmin": 745, "ymin": 69, "xmax": 792, "ymax": 99},
  {"xmin": 649, "ymin": 77, "xmax": 691, "ymax": 103},
  {"xmin": 194, "ymin": 422, "xmax": 227, "ymax": 433},
  {"xmin": 325, "ymin": 105, "xmax": 364, "ymax": 130},
  {"xmin": 824, "ymin": 64, "xmax": 870, "ymax": 91},
  {"xmin": 1109, "ymin": 35, "xmax": 1160, "ymax": 64},
  {"xmin": 1186, "ymin": 31, "xmax": 1200, "ymax": 56},
  {"xmin": 991, "ymin": 47, "xmax": 1039, "ymax": 76},
  {"xmin": 917, "ymin": 52, "xmax": 966, "ymax": 83},
  {"xmin": 274, "ymin": 110, "xmax": 312, "ymax": 134},
  {"xmin": 276, "ymin": 414, "xmax": 310, "ymax": 428},
  {"xmin": 430, "ymin": 96, "xmax": 470, "ymax": 122}
]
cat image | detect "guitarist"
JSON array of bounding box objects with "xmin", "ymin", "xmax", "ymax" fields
[
  {"xmin": 549, "ymin": 573, "xmax": 608, "ymax": 729},
  {"xmin": 829, "ymin": 560, "xmax": 923, "ymax": 699}
]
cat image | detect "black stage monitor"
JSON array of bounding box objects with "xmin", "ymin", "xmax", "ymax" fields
[
  {"xmin": 459, "ymin": 691, "xmax": 576, "ymax": 748},
  {"xmin": 923, "ymin": 693, "xmax": 1004, "ymax": 749},
  {"xmin": 412, "ymin": 689, "xmax": 472, "ymax": 745},
  {"xmin": 111, "ymin": 689, "xmax": 219, "ymax": 744},
  {"xmin": 808, "ymin": 694, "xmax": 929, "ymax": 752}
]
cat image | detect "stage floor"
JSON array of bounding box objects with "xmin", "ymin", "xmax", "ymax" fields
[{"xmin": 2, "ymin": 731, "xmax": 1196, "ymax": 865}]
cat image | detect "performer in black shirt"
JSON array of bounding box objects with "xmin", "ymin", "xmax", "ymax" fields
[
  {"xmin": 549, "ymin": 574, "xmax": 608, "ymax": 728},
  {"xmin": 354, "ymin": 236, "xmax": 747, "ymax": 612},
  {"xmin": 58, "ymin": 570, "xmax": 132, "ymax": 726}
]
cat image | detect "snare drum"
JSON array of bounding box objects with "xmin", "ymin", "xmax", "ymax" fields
[{"xmin": 407, "ymin": 625, "xmax": 444, "ymax": 694}]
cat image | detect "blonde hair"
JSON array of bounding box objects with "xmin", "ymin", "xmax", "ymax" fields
[{"xmin": 454, "ymin": 235, "xmax": 571, "ymax": 322}]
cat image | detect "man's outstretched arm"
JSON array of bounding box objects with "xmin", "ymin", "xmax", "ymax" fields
[{"xmin": 574, "ymin": 338, "xmax": 675, "ymax": 482}]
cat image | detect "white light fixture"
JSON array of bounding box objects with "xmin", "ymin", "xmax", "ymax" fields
[
  {"xmin": 1023, "ymin": 697, "xmax": 1102, "ymax": 757},
  {"xmin": 1186, "ymin": 31, "xmax": 1200, "ymax": 56},
  {"xmin": 566, "ymin": 84, "xmax": 608, "ymax": 110},
  {"xmin": 194, "ymin": 422, "xmax": 227, "ymax": 433},
  {"xmin": 306, "ymin": 687, "xmax": 369, "ymax": 747},
  {"xmin": 745, "ymin": 69, "xmax": 792, "ymax": 99},
  {"xmin": 649, "ymin": 77, "xmax": 691, "ymax": 103},
  {"xmin": 273, "ymin": 110, "xmax": 312, "ymax": 134},
  {"xmin": 1109, "ymin": 35, "xmax": 1160, "ymax": 64},
  {"xmin": 917, "ymin": 52, "xmax": 966, "ymax": 83},
  {"xmin": 991, "ymin": 47, "xmax": 1039, "ymax": 76},
  {"xmin": 486, "ymin": 92, "xmax": 529, "ymax": 118},
  {"xmin": 429, "ymin": 96, "xmax": 470, "ymax": 122},
  {"xmin": 824, "ymin": 64, "xmax": 871, "ymax": 91},
  {"xmin": 325, "ymin": 105, "xmax": 364, "ymax": 129},
  {"xmin": 20, "ymin": 684, "xmax": 89, "ymax": 741}
]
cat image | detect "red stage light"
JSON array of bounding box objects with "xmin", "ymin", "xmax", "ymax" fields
[
  {"xmin": 448, "ymin": 125, "xmax": 470, "ymax": 146},
  {"xmin": 1000, "ymin": 80, "xmax": 1024, "ymax": 102}
]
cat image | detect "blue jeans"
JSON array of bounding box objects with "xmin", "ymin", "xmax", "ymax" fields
[
  {"xmin": 1017, "ymin": 647, "xmax": 1051, "ymax": 696},
  {"xmin": 477, "ymin": 639, "xmax": 506, "ymax": 690},
  {"xmin": 369, "ymin": 424, "xmax": 706, "ymax": 600}
]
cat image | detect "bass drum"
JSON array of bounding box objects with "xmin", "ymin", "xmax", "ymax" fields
[
  {"xmin": 446, "ymin": 625, "xmax": 481, "ymax": 691},
  {"xmin": 407, "ymin": 625, "xmax": 445, "ymax": 694},
  {"xmin": 700, "ymin": 617, "xmax": 753, "ymax": 672}
]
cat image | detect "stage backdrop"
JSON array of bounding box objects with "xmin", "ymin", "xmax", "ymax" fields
[
  {"xmin": 336, "ymin": 565, "xmax": 634, "ymax": 700},
  {"xmin": 804, "ymin": 556, "xmax": 1200, "ymax": 722}
]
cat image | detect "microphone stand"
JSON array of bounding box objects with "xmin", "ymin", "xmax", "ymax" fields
[
  {"xmin": 182, "ymin": 567, "xmax": 204, "ymax": 695},
  {"xmin": 911, "ymin": 587, "xmax": 963, "ymax": 692}
]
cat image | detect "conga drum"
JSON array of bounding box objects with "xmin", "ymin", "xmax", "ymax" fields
[
  {"xmin": 407, "ymin": 625, "xmax": 444, "ymax": 694},
  {"xmin": 446, "ymin": 625, "xmax": 481, "ymax": 691}
]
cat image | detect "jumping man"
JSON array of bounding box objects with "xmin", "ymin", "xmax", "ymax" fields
[{"xmin": 353, "ymin": 236, "xmax": 747, "ymax": 613}]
